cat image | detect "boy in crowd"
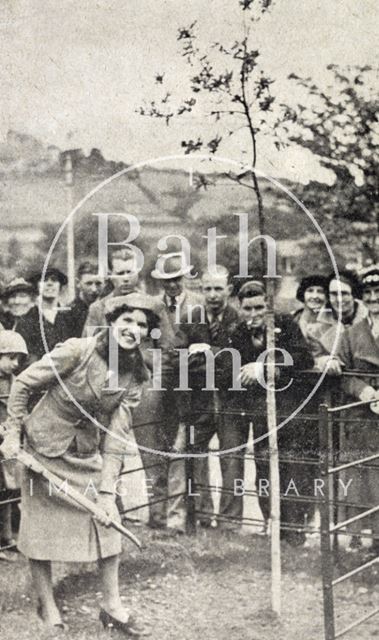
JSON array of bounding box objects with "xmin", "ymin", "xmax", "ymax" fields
[
  {"xmin": 16, "ymin": 268, "xmax": 70, "ymax": 361},
  {"xmin": 83, "ymin": 248, "xmax": 140, "ymax": 334},
  {"xmin": 64, "ymin": 261, "xmax": 103, "ymax": 337}
]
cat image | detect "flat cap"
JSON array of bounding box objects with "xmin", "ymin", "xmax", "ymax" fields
[{"xmin": 238, "ymin": 280, "xmax": 265, "ymax": 300}]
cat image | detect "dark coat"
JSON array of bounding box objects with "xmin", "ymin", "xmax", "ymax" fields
[
  {"xmin": 0, "ymin": 310, "xmax": 34, "ymax": 331},
  {"xmin": 63, "ymin": 296, "xmax": 90, "ymax": 338},
  {"xmin": 177, "ymin": 303, "xmax": 240, "ymax": 390},
  {"xmin": 170, "ymin": 304, "xmax": 239, "ymax": 423},
  {"xmin": 15, "ymin": 305, "xmax": 71, "ymax": 362},
  {"xmin": 224, "ymin": 313, "xmax": 314, "ymax": 411},
  {"xmin": 0, "ymin": 311, "xmax": 17, "ymax": 330}
]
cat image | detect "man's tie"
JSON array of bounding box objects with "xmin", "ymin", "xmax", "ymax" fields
[
  {"xmin": 209, "ymin": 316, "xmax": 221, "ymax": 343},
  {"xmin": 168, "ymin": 296, "xmax": 177, "ymax": 314}
]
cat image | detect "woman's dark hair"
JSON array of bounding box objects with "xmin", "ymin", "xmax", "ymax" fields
[
  {"xmin": 106, "ymin": 304, "xmax": 159, "ymax": 333},
  {"xmin": 327, "ymin": 270, "xmax": 362, "ymax": 299},
  {"xmin": 296, "ymin": 275, "xmax": 328, "ymax": 303}
]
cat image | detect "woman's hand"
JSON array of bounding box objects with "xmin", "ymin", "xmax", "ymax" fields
[{"xmin": 95, "ymin": 492, "xmax": 119, "ymax": 527}]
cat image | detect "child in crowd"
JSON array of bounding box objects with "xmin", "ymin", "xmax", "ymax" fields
[{"xmin": 0, "ymin": 331, "xmax": 28, "ymax": 558}]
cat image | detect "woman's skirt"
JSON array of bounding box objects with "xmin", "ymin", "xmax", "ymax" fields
[{"xmin": 18, "ymin": 448, "xmax": 122, "ymax": 562}]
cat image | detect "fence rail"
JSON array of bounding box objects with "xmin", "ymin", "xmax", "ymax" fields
[{"xmin": 319, "ymin": 400, "xmax": 378, "ymax": 640}]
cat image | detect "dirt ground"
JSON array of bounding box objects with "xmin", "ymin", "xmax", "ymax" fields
[{"xmin": 0, "ymin": 525, "xmax": 378, "ymax": 640}]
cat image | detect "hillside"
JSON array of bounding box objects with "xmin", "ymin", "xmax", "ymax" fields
[
  {"xmin": 0, "ymin": 131, "xmax": 332, "ymax": 287},
  {"xmin": 0, "ymin": 130, "xmax": 313, "ymax": 235}
]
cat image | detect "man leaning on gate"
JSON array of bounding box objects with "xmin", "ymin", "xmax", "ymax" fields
[{"xmin": 219, "ymin": 280, "xmax": 314, "ymax": 544}]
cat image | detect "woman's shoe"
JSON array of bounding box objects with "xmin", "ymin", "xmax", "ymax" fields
[{"xmin": 99, "ymin": 607, "xmax": 146, "ymax": 637}]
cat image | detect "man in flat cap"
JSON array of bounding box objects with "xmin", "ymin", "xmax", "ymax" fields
[{"xmin": 222, "ymin": 280, "xmax": 314, "ymax": 543}]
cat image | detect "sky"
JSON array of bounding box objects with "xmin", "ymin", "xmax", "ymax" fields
[{"xmin": 0, "ymin": 0, "xmax": 377, "ymax": 183}]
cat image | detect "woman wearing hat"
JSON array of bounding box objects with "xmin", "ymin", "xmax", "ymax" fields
[
  {"xmin": 0, "ymin": 293, "xmax": 158, "ymax": 633},
  {"xmin": 293, "ymin": 275, "xmax": 328, "ymax": 351},
  {"xmin": 337, "ymin": 266, "xmax": 379, "ymax": 555},
  {"xmin": 0, "ymin": 277, "xmax": 35, "ymax": 330},
  {"xmin": 311, "ymin": 270, "xmax": 367, "ymax": 374}
]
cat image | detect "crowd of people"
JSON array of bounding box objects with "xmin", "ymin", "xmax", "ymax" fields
[{"xmin": 0, "ymin": 247, "xmax": 378, "ymax": 633}]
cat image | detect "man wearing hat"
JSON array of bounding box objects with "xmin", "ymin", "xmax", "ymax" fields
[
  {"xmin": 0, "ymin": 278, "xmax": 35, "ymax": 330},
  {"xmin": 337, "ymin": 265, "xmax": 379, "ymax": 555},
  {"xmin": 150, "ymin": 251, "xmax": 202, "ymax": 322},
  {"xmin": 16, "ymin": 267, "xmax": 71, "ymax": 361},
  {"xmin": 138, "ymin": 252, "xmax": 205, "ymax": 533}
]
